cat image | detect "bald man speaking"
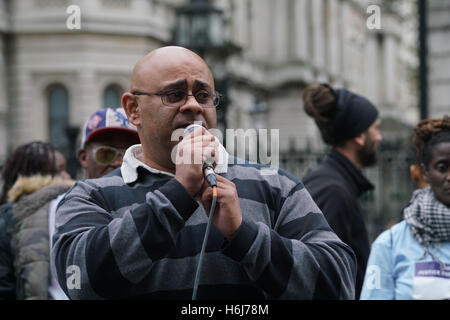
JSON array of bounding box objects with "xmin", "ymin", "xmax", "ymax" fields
[{"xmin": 52, "ymin": 46, "xmax": 356, "ymax": 300}]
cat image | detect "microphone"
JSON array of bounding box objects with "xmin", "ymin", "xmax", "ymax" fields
[
  {"xmin": 183, "ymin": 124, "xmax": 217, "ymax": 187},
  {"xmin": 184, "ymin": 124, "xmax": 218, "ymax": 300}
]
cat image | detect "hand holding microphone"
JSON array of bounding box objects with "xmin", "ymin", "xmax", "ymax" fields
[
  {"xmin": 178, "ymin": 123, "xmax": 220, "ymax": 300},
  {"xmin": 175, "ymin": 123, "xmax": 242, "ymax": 238},
  {"xmin": 179, "ymin": 124, "xmax": 242, "ymax": 300},
  {"xmin": 174, "ymin": 124, "xmax": 218, "ymax": 197},
  {"xmin": 183, "ymin": 124, "xmax": 217, "ymax": 187}
]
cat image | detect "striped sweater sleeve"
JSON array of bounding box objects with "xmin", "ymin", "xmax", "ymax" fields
[
  {"xmin": 51, "ymin": 178, "xmax": 198, "ymax": 299},
  {"xmin": 222, "ymin": 182, "xmax": 357, "ymax": 299}
]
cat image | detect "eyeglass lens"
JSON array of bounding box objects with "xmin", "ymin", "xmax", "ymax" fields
[
  {"xmin": 95, "ymin": 147, "xmax": 122, "ymax": 165},
  {"xmin": 163, "ymin": 90, "xmax": 218, "ymax": 107}
]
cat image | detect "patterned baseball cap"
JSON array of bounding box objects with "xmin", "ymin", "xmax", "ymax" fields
[{"xmin": 80, "ymin": 107, "xmax": 139, "ymax": 148}]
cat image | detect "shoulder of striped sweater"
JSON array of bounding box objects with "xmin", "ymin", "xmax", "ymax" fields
[
  {"xmin": 79, "ymin": 170, "xmax": 125, "ymax": 188},
  {"xmin": 227, "ymin": 158, "xmax": 302, "ymax": 186}
]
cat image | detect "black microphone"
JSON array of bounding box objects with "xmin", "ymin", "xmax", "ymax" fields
[{"xmin": 183, "ymin": 124, "xmax": 217, "ymax": 187}]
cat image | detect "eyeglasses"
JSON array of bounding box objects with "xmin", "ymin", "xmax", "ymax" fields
[
  {"xmin": 132, "ymin": 90, "xmax": 221, "ymax": 108},
  {"xmin": 92, "ymin": 146, "xmax": 127, "ymax": 165}
]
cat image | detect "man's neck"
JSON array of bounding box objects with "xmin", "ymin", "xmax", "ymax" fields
[
  {"xmin": 333, "ymin": 146, "xmax": 362, "ymax": 170},
  {"xmin": 138, "ymin": 147, "xmax": 176, "ymax": 174}
]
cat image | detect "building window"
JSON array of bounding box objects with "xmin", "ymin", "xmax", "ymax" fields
[
  {"xmin": 103, "ymin": 84, "xmax": 123, "ymax": 109},
  {"xmin": 47, "ymin": 84, "xmax": 70, "ymax": 155}
]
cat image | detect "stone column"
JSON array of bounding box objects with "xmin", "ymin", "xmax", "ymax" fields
[
  {"xmin": 75, "ymin": 69, "xmax": 98, "ymax": 127},
  {"xmin": 13, "ymin": 68, "xmax": 44, "ymax": 146},
  {"xmin": 249, "ymin": 0, "xmax": 271, "ymax": 60},
  {"xmin": 0, "ymin": 35, "xmax": 7, "ymax": 162},
  {"xmin": 364, "ymin": 34, "xmax": 379, "ymax": 106},
  {"xmin": 272, "ymin": 0, "xmax": 288, "ymax": 62},
  {"xmin": 328, "ymin": 0, "xmax": 341, "ymax": 77},
  {"xmin": 230, "ymin": 0, "xmax": 247, "ymax": 48},
  {"xmin": 293, "ymin": 0, "xmax": 309, "ymax": 61},
  {"xmin": 383, "ymin": 34, "xmax": 397, "ymax": 107},
  {"xmin": 340, "ymin": 0, "xmax": 351, "ymax": 83},
  {"xmin": 0, "ymin": 0, "xmax": 8, "ymax": 161},
  {"xmin": 428, "ymin": 0, "xmax": 450, "ymax": 117},
  {"xmin": 312, "ymin": 0, "xmax": 325, "ymax": 69}
]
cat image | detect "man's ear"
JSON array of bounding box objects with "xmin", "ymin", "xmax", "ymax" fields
[
  {"xmin": 122, "ymin": 92, "xmax": 140, "ymax": 127},
  {"xmin": 353, "ymin": 133, "xmax": 366, "ymax": 148},
  {"xmin": 78, "ymin": 149, "xmax": 88, "ymax": 169}
]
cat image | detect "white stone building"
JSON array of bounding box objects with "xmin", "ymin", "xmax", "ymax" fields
[
  {"xmin": 428, "ymin": 0, "xmax": 450, "ymax": 118},
  {"xmin": 0, "ymin": 0, "xmax": 418, "ymax": 170}
]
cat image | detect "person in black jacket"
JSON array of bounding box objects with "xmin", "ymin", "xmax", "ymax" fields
[{"xmin": 302, "ymin": 83, "xmax": 382, "ymax": 299}]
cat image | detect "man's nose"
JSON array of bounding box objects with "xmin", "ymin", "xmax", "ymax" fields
[
  {"xmin": 179, "ymin": 94, "xmax": 203, "ymax": 114},
  {"xmin": 376, "ymin": 130, "xmax": 382, "ymax": 142}
]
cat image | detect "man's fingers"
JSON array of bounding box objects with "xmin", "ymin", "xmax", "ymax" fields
[
  {"xmin": 215, "ymin": 174, "xmax": 234, "ymax": 186},
  {"xmin": 184, "ymin": 131, "xmax": 216, "ymax": 144},
  {"xmin": 178, "ymin": 137, "xmax": 218, "ymax": 154},
  {"xmin": 177, "ymin": 139, "xmax": 218, "ymax": 165},
  {"xmin": 201, "ymin": 187, "xmax": 213, "ymax": 202}
]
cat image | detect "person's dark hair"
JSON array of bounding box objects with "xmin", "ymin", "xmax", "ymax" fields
[
  {"xmin": 302, "ymin": 83, "xmax": 339, "ymax": 145},
  {"xmin": 0, "ymin": 141, "xmax": 58, "ymax": 204},
  {"xmin": 412, "ymin": 115, "xmax": 450, "ymax": 168}
]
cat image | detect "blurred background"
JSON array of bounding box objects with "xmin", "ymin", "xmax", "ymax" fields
[{"xmin": 0, "ymin": 0, "xmax": 449, "ymax": 241}]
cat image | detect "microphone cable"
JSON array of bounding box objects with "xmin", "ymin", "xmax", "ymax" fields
[{"xmin": 192, "ymin": 186, "xmax": 217, "ymax": 300}]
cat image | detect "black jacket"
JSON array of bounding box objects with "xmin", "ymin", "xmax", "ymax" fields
[
  {"xmin": 303, "ymin": 149, "xmax": 373, "ymax": 299},
  {"xmin": 0, "ymin": 202, "xmax": 15, "ymax": 299}
]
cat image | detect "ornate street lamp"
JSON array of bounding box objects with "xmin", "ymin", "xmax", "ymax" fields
[
  {"xmin": 173, "ymin": 0, "xmax": 240, "ymax": 140},
  {"xmin": 174, "ymin": 0, "xmax": 225, "ymax": 57}
]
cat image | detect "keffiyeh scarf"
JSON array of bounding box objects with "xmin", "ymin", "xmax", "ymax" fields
[{"xmin": 404, "ymin": 187, "xmax": 450, "ymax": 251}]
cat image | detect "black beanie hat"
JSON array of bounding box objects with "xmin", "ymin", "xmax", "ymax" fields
[{"xmin": 325, "ymin": 88, "xmax": 379, "ymax": 145}]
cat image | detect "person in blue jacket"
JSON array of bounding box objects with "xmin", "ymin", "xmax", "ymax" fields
[{"xmin": 360, "ymin": 115, "xmax": 450, "ymax": 300}]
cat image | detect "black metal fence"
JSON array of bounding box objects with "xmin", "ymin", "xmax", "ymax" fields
[
  {"xmin": 279, "ymin": 140, "xmax": 416, "ymax": 243},
  {"xmin": 0, "ymin": 138, "xmax": 416, "ymax": 243}
]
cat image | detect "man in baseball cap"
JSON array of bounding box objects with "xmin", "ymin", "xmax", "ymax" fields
[
  {"xmin": 45, "ymin": 107, "xmax": 140, "ymax": 300},
  {"xmin": 79, "ymin": 107, "xmax": 140, "ymax": 179}
]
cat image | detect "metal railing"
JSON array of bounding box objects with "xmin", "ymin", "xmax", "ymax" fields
[{"xmin": 279, "ymin": 140, "xmax": 415, "ymax": 243}]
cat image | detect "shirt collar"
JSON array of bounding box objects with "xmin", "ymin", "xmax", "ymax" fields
[{"xmin": 121, "ymin": 143, "xmax": 229, "ymax": 184}]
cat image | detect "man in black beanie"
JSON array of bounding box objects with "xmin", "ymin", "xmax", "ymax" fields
[{"xmin": 302, "ymin": 83, "xmax": 382, "ymax": 299}]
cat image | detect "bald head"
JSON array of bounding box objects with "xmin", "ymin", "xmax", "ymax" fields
[
  {"xmin": 122, "ymin": 46, "xmax": 218, "ymax": 172},
  {"xmin": 131, "ymin": 46, "xmax": 214, "ymax": 92}
]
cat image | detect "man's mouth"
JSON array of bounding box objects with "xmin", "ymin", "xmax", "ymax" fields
[{"xmin": 175, "ymin": 121, "xmax": 205, "ymax": 130}]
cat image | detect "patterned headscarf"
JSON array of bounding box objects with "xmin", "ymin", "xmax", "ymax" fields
[{"xmin": 404, "ymin": 187, "xmax": 450, "ymax": 261}]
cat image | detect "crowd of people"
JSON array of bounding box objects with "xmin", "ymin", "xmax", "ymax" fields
[{"xmin": 0, "ymin": 46, "xmax": 449, "ymax": 300}]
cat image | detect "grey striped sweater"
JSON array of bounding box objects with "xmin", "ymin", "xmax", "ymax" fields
[{"xmin": 52, "ymin": 159, "xmax": 356, "ymax": 299}]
